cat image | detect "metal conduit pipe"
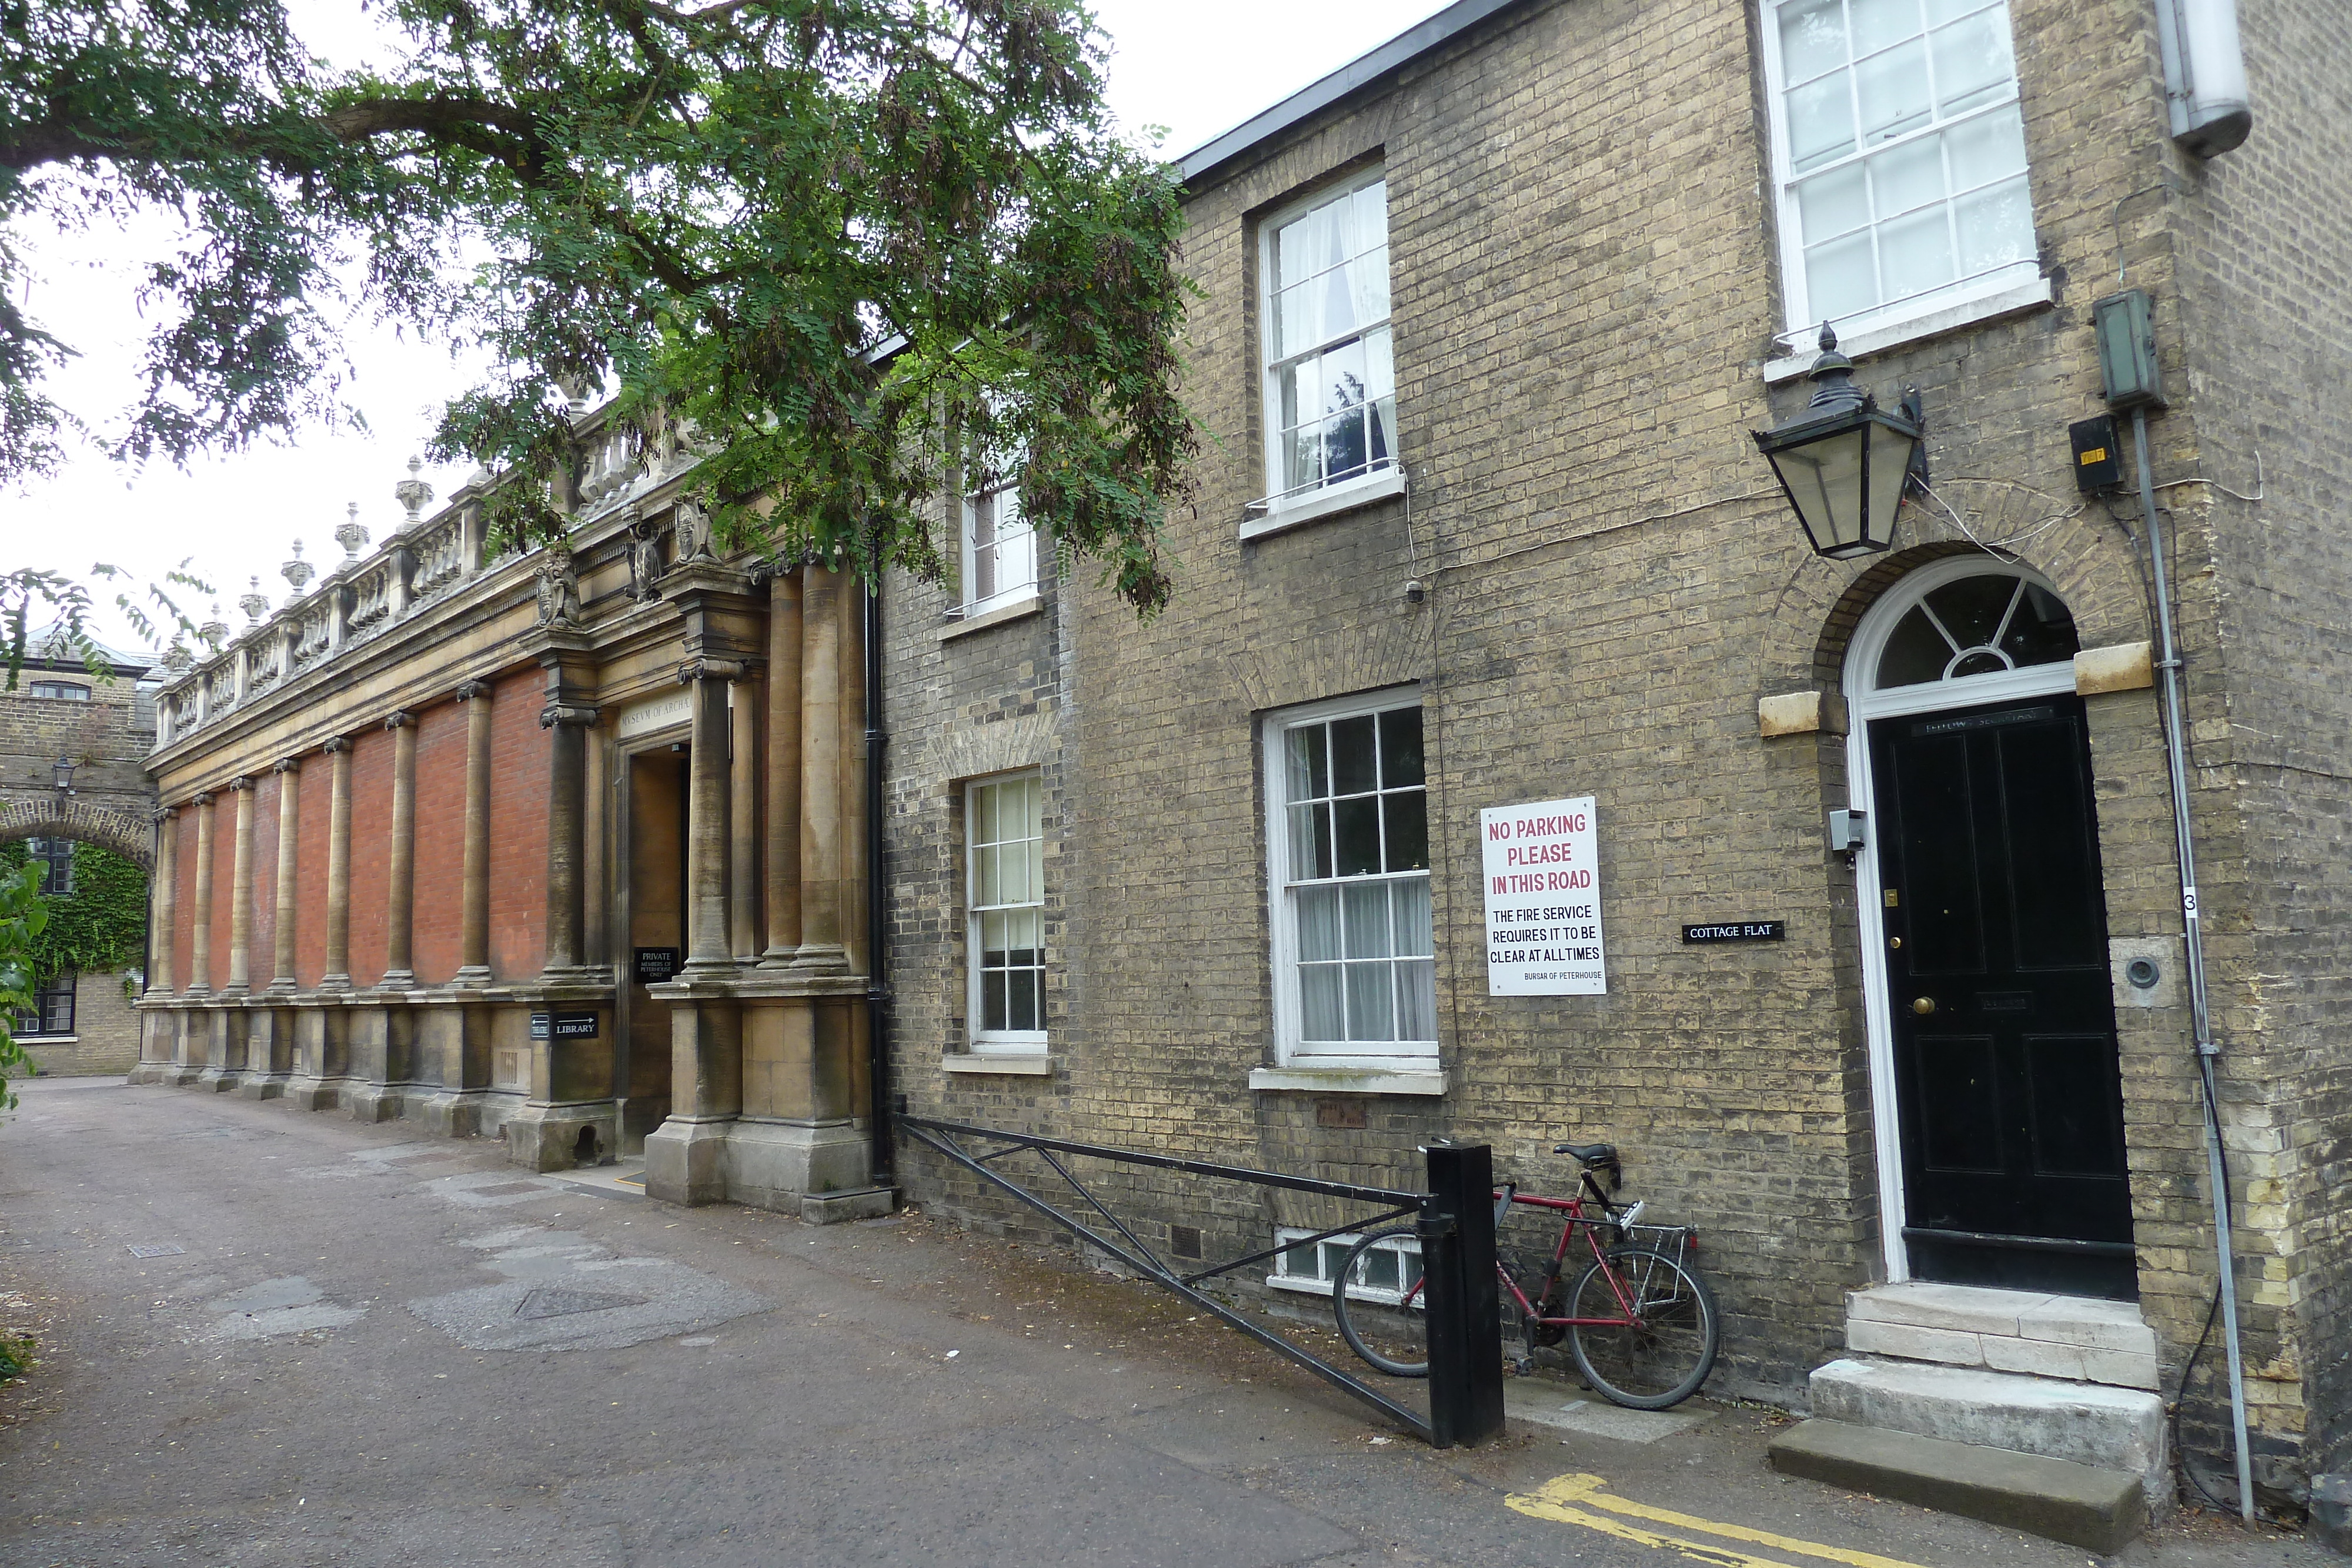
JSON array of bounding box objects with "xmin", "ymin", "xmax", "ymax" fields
[
  {"xmin": 863, "ymin": 565, "xmax": 894, "ymax": 1185},
  {"xmin": 2130, "ymin": 404, "xmax": 2254, "ymax": 1521}
]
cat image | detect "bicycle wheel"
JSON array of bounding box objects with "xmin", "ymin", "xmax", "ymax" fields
[
  {"xmin": 1331, "ymin": 1226, "xmax": 1429, "ymax": 1378},
  {"xmin": 1565, "ymin": 1246, "xmax": 1720, "ymax": 1409}
]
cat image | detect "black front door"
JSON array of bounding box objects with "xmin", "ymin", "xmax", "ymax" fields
[{"xmin": 1871, "ymin": 693, "xmax": 2136, "ymax": 1299}]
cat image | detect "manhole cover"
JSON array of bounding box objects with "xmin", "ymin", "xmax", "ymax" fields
[
  {"xmin": 127, "ymin": 1242, "xmax": 186, "ymax": 1259},
  {"xmin": 513, "ymin": 1287, "xmax": 647, "ymax": 1320}
]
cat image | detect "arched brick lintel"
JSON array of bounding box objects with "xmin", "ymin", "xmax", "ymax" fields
[{"xmin": 0, "ymin": 798, "xmax": 156, "ymax": 871}]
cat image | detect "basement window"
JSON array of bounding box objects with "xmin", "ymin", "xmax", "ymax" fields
[{"xmin": 1266, "ymin": 1226, "xmax": 1421, "ymax": 1303}]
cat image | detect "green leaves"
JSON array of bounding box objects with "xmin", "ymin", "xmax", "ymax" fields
[
  {"xmin": 4, "ymin": 1, "xmax": 1197, "ymax": 611},
  {"xmin": 0, "ymin": 860, "xmax": 49, "ymax": 1109}
]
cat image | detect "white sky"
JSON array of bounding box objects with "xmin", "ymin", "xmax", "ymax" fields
[{"xmin": 5, "ymin": 1, "xmax": 1454, "ymax": 649}]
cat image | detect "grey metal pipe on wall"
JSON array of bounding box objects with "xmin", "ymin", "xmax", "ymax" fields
[{"xmin": 2130, "ymin": 404, "xmax": 2254, "ymax": 1521}]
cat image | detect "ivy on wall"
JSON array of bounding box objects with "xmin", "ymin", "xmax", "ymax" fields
[{"xmin": 0, "ymin": 841, "xmax": 148, "ymax": 982}]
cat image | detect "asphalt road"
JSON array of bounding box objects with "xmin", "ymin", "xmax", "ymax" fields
[{"xmin": 0, "ymin": 1078, "xmax": 2324, "ymax": 1567}]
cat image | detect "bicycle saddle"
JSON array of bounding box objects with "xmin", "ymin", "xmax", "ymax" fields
[{"xmin": 1553, "ymin": 1142, "xmax": 1618, "ymax": 1165}]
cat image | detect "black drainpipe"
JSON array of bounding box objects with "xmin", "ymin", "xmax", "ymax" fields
[{"xmin": 863, "ymin": 565, "xmax": 894, "ymax": 1185}]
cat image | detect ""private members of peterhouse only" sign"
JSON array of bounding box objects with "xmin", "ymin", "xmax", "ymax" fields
[{"xmin": 1481, "ymin": 796, "xmax": 1606, "ymax": 995}]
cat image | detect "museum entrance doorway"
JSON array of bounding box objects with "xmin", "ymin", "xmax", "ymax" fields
[
  {"xmin": 616, "ymin": 744, "xmax": 688, "ymax": 1151},
  {"xmin": 1845, "ymin": 560, "xmax": 2136, "ymax": 1300}
]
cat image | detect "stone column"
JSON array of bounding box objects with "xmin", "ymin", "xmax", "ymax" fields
[
  {"xmin": 380, "ymin": 710, "xmax": 417, "ymax": 989},
  {"xmin": 455, "ymin": 680, "xmax": 495, "ymax": 985},
  {"xmin": 186, "ymin": 792, "xmax": 216, "ymax": 997},
  {"xmin": 539, "ymin": 700, "xmax": 599, "ymax": 976},
  {"xmin": 680, "ymin": 657, "xmax": 741, "ymax": 977},
  {"xmin": 730, "ymin": 668, "xmax": 760, "ymax": 963},
  {"xmin": 321, "ymin": 737, "xmax": 353, "ymax": 989},
  {"xmin": 760, "ymin": 570, "xmax": 803, "ymax": 965},
  {"xmin": 269, "ymin": 758, "xmax": 300, "ymax": 992},
  {"xmin": 793, "ymin": 567, "xmax": 848, "ymax": 971},
  {"xmin": 147, "ymin": 807, "xmax": 179, "ymax": 997},
  {"xmin": 225, "ymin": 776, "xmax": 256, "ymax": 995}
]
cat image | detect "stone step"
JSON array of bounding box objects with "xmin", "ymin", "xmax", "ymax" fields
[
  {"xmin": 1806, "ymin": 1356, "xmax": 2168, "ymax": 1506},
  {"xmin": 1846, "ymin": 1281, "xmax": 2159, "ymax": 1389},
  {"xmin": 1769, "ymin": 1418, "xmax": 2146, "ymax": 1555}
]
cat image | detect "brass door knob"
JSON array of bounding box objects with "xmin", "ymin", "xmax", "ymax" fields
[
  {"xmin": 1912, "ymin": 997, "xmax": 1936, "ymax": 1016},
  {"xmin": 1888, "ymin": 936, "xmax": 1903, "ymax": 950}
]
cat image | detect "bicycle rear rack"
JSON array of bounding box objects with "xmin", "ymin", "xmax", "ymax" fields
[{"xmin": 894, "ymin": 1114, "xmax": 1506, "ymax": 1448}]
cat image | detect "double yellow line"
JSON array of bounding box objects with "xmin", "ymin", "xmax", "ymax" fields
[{"xmin": 1505, "ymin": 1473, "xmax": 1937, "ymax": 1568}]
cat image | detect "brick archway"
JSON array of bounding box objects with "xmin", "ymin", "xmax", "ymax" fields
[{"xmin": 0, "ymin": 798, "xmax": 155, "ymax": 871}]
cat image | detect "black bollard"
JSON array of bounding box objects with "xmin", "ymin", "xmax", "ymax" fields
[{"xmin": 1420, "ymin": 1141, "xmax": 1505, "ymax": 1448}]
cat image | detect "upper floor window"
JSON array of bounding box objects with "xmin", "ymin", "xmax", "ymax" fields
[
  {"xmin": 25, "ymin": 836, "xmax": 72, "ymax": 895},
  {"xmin": 29, "ymin": 680, "xmax": 89, "ymax": 701},
  {"xmin": 1762, "ymin": 0, "xmax": 2037, "ymax": 340},
  {"xmin": 1260, "ymin": 170, "xmax": 1395, "ymax": 509},
  {"xmin": 1265, "ymin": 693, "xmax": 1434, "ymax": 1066},
  {"xmin": 961, "ymin": 483, "xmax": 1037, "ymax": 616}
]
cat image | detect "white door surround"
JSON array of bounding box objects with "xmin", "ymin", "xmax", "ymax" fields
[{"xmin": 1839, "ymin": 557, "xmax": 2083, "ymax": 1285}]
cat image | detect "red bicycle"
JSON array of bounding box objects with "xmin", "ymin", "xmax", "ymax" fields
[{"xmin": 1330, "ymin": 1141, "xmax": 1720, "ymax": 1409}]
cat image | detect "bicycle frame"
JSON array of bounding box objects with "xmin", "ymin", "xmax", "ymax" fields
[{"xmin": 1496, "ymin": 1172, "xmax": 1653, "ymax": 1329}]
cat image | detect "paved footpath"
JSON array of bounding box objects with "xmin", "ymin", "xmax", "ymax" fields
[{"xmin": 0, "ymin": 1079, "xmax": 2325, "ymax": 1567}]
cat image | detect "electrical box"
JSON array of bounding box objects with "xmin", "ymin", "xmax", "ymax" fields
[
  {"xmin": 1827, "ymin": 808, "xmax": 1867, "ymax": 854},
  {"xmin": 2070, "ymin": 414, "xmax": 2123, "ymax": 493},
  {"xmin": 2094, "ymin": 289, "xmax": 2165, "ymax": 410}
]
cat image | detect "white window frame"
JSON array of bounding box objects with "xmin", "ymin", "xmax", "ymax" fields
[
  {"xmin": 1758, "ymin": 0, "xmax": 2043, "ymax": 349},
  {"xmin": 1264, "ymin": 689, "xmax": 1436, "ymax": 1071},
  {"xmin": 25, "ymin": 835, "xmax": 72, "ymax": 895},
  {"xmin": 1254, "ymin": 167, "xmax": 1398, "ymax": 528},
  {"xmin": 1265, "ymin": 1225, "xmax": 1422, "ymax": 1303},
  {"xmin": 960, "ymin": 482, "xmax": 1038, "ymax": 617},
  {"xmin": 965, "ymin": 770, "xmax": 1047, "ymax": 1055}
]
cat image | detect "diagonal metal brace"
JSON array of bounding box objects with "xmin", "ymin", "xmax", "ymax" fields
[{"xmin": 897, "ymin": 1116, "xmax": 1434, "ymax": 1442}]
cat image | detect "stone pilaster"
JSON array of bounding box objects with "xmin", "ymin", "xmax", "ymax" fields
[
  {"xmin": 680, "ymin": 657, "xmax": 741, "ymax": 977},
  {"xmin": 268, "ymin": 757, "xmax": 300, "ymax": 992},
  {"xmin": 186, "ymin": 791, "xmax": 216, "ymax": 998},
  {"xmin": 380, "ymin": 710, "xmax": 417, "ymax": 989},
  {"xmin": 321, "ymin": 737, "xmax": 353, "ymax": 989},
  {"xmin": 455, "ymin": 680, "xmax": 495, "ymax": 985},
  {"xmin": 148, "ymin": 807, "xmax": 178, "ymax": 997},
  {"xmin": 539, "ymin": 699, "xmax": 599, "ymax": 976},
  {"xmin": 225, "ymin": 776, "xmax": 256, "ymax": 995},
  {"xmin": 760, "ymin": 568, "xmax": 804, "ymax": 965},
  {"xmin": 793, "ymin": 567, "xmax": 848, "ymax": 971},
  {"xmin": 730, "ymin": 665, "xmax": 760, "ymax": 963}
]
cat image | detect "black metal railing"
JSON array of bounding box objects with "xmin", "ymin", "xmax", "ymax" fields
[{"xmin": 894, "ymin": 1114, "xmax": 1504, "ymax": 1448}]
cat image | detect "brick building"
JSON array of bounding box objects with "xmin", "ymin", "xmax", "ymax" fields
[
  {"xmin": 132, "ymin": 414, "xmax": 892, "ymax": 1221},
  {"xmin": 877, "ymin": 0, "xmax": 2350, "ymax": 1522},
  {"xmin": 1, "ymin": 629, "xmax": 159, "ymax": 1073}
]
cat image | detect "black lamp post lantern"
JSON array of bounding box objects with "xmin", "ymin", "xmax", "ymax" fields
[
  {"xmin": 1752, "ymin": 324, "xmax": 1927, "ymax": 560},
  {"xmin": 52, "ymin": 755, "xmax": 75, "ymax": 795}
]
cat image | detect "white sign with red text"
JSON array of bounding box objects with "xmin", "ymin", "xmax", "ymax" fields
[{"xmin": 1481, "ymin": 796, "xmax": 1606, "ymax": 995}]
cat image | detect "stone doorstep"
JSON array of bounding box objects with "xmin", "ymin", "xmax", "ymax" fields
[
  {"xmin": 1769, "ymin": 1418, "xmax": 2145, "ymax": 1556},
  {"xmin": 1846, "ymin": 1282, "xmax": 2159, "ymax": 1390},
  {"xmin": 1806, "ymin": 1357, "xmax": 2168, "ymax": 1509}
]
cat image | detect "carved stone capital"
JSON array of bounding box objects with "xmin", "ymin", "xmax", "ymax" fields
[
  {"xmin": 384, "ymin": 710, "xmax": 415, "ymax": 731},
  {"xmin": 228, "ymin": 775, "xmax": 255, "ymax": 792},
  {"xmin": 273, "ymin": 755, "xmax": 302, "ymax": 775},
  {"xmin": 676, "ymin": 657, "xmax": 747, "ymax": 686},
  {"xmin": 322, "ymin": 735, "xmax": 353, "ymax": 755},
  {"xmin": 539, "ymin": 703, "xmax": 600, "ymax": 730},
  {"xmin": 152, "ymin": 806, "xmax": 178, "ymax": 824},
  {"xmin": 192, "ymin": 791, "xmax": 215, "ymax": 807},
  {"xmin": 455, "ymin": 678, "xmax": 493, "ymax": 703}
]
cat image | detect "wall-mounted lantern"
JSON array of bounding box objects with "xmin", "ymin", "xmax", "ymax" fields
[
  {"xmin": 52, "ymin": 755, "xmax": 76, "ymax": 796},
  {"xmin": 1752, "ymin": 325, "xmax": 1927, "ymax": 560}
]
